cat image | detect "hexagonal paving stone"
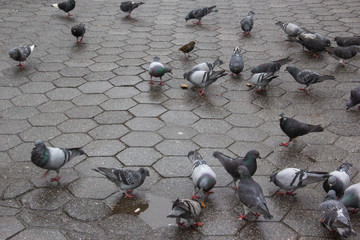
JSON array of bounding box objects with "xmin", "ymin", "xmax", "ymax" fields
[
  {"xmin": 11, "ymin": 228, "xmax": 67, "ymax": 240},
  {"xmin": 19, "ymin": 82, "xmax": 55, "ymax": 93},
  {"xmin": 132, "ymin": 92, "xmax": 169, "ymax": 104},
  {"xmin": 66, "ymin": 106, "xmax": 103, "ymax": 118},
  {"xmin": 0, "ymin": 217, "xmax": 25, "ymax": 239},
  {"xmin": 193, "ymin": 105, "xmax": 231, "ymax": 119},
  {"xmin": 72, "ymin": 93, "xmax": 108, "ymax": 106},
  {"xmin": 158, "ymin": 126, "xmax": 197, "ymax": 139},
  {"xmin": 160, "ymin": 110, "xmax": 199, "ymax": 126},
  {"xmin": 64, "ymin": 198, "xmax": 112, "ymax": 221},
  {"xmin": 105, "ymin": 86, "xmax": 140, "ymax": 98},
  {"xmin": 129, "ymin": 104, "xmax": 167, "ymax": 117},
  {"xmin": 46, "ymin": 88, "xmax": 82, "ymax": 100},
  {"xmin": 3, "ymin": 179, "xmax": 33, "ymax": 199},
  {"xmin": 192, "ymin": 119, "xmax": 232, "ymax": 134},
  {"xmin": 28, "ymin": 113, "xmax": 68, "ymax": 126},
  {"xmin": 0, "ymin": 135, "xmax": 22, "ymax": 151},
  {"xmin": 84, "ymin": 140, "xmax": 125, "ymax": 156},
  {"xmin": 38, "ymin": 101, "xmax": 75, "ymax": 113},
  {"xmin": 150, "ymin": 177, "xmax": 193, "ymax": 199},
  {"xmin": 0, "ymin": 120, "xmax": 30, "ymax": 134},
  {"xmin": 239, "ymin": 222, "xmax": 297, "ymax": 240},
  {"xmin": 19, "ymin": 127, "xmax": 61, "ymax": 142},
  {"xmin": 227, "ymin": 127, "xmax": 269, "ymax": 142},
  {"xmin": 156, "ymin": 140, "xmax": 199, "ymax": 155},
  {"xmin": 21, "ymin": 188, "xmax": 73, "ymax": 210},
  {"xmin": 225, "ymin": 114, "xmax": 264, "ymax": 127},
  {"xmin": 100, "ymin": 98, "xmax": 137, "ymax": 110},
  {"xmin": 198, "ymin": 210, "xmax": 242, "ymax": 236},
  {"xmin": 153, "ymin": 156, "xmax": 192, "ymax": 177},
  {"xmin": 57, "ymin": 119, "xmax": 97, "ymax": 133},
  {"xmin": 125, "ymin": 117, "xmax": 164, "ymax": 131},
  {"xmin": 89, "ymin": 124, "xmax": 130, "ymax": 139},
  {"xmin": 78, "ymin": 81, "xmax": 113, "ymax": 93},
  {"xmin": 49, "ymin": 133, "xmax": 92, "ymax": 148},
  {"xmin": 94, "ymin": 111, "xmax": 132, "ymax": 124},
  {"xmin": 192, "ymin": 133, "xmax": 234, "ymax": 148},
  {"xmin": 68, "ymin": 178, "xmax": 118, "ymax": 199},
  {"xmin": 121, "ymin": 132, "xmax": 163, "ymax": 147},
  {"xmin": 12, "ymin": 94, "xmax": 48, "ymax": 106}
]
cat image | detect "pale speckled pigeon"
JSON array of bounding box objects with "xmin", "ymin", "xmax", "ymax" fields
[
  {"xmin": 183, "ymin": 69, "xmax": 226, "ymax": 96},
  {"xmin": 325, "ymin": 45, "xmax": 359, "ymax": 66},
  {"xmin": 248, "ymin": 72, "xmax": 279, "ymax": 92},
  {"xmin": 276, "ymin": 21, "xmax": 303, "ymax": 38},
  {"xmin": 251, "ymin": 56, "xmax": 292, "ymax": 74}
]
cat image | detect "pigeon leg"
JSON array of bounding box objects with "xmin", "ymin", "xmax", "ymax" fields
[
  {"xmin": 312, "ymin": 53, "xmax": 319, "ymax": 58},
  {"xmin": 124, "ymin": 191, "xmax": 134, "ymax": 198},
  {"xmin": 280, "ymin": 141, "xmax": 290, "ymax": 147},
  {"xmin": 191, "ymin": 192, "xmax": 200, "ymax": 200},
  {"xmin": 195, "ymin": 20, "xmax": 201, "ymax": 25},
  {"xmin": 159, "ymin": 78, "xmax": 164, "ymax": 86},
  {"xmin": 349, "ymin": 208, "xmax": 359, "ymax": 214},
  {"xmin": 192, "ymin": 222, "xmax": 204, "ymax": 227},
  {"xmin": 66, "ymin": 13, "xmax": 73, "ymax": 18},
  {"xmin": 177, "ymin": 222, "xmax": 185, "ymax": 227},
  {"xmin": 229, "ymin": 73, "xmax": 234, "ymax": 76},
  {"xmin": 50, "ymin": 175, "xmax": 61, "ymax": 182},
  {"xmin": 41, "ymin": 170, "xmax": 50, "ymax": 178},
  {"xmin": 125, "ymin": 14, "xmax": 131, "ymax": 18},
  {"xmin": 238, "ymin": 214, "xmax": 248, "ymax": 220},
  {"xmin": 234, "ymin": 183, "xmax": 238, "ymax": 191},
  {"xmin": 80, "ymin": 37, "xmax": 83, "ymax": 43},
  {"xmin": 17, "ymin": 63, "xmax": 25, "ymax": 69},
  {"xmin": 204, "ymin": 191, "xmax": 214, "ymax": 195},
  {"xmin": 261, "ymin": 89, "xmax": 267, "ymax": 92},
  {"xmin": 276, "ymin": 191, "xmax": 286, "ymax": 195},
  {"xmin": 149, "ymin": 77, "xmax": 154, "ymax": 85},
  {"xmin": 76, "ymin": 37, "xmax": 80, "ymax": 44},
  {"xmin": 252, "ymin": 213, "xmax": 262, "ymax": 219},
  {"xmin": 197, "ymin": 90, "xmax": 205, "ymax": 96}
]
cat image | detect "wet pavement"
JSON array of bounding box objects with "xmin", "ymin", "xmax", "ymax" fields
[{"xmin": 1, "ymin": 0, "xmax": 360, "ymax": 239}]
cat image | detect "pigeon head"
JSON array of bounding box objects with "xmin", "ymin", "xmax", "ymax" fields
[
  {"xmin": 237, "ymin": 165, "xmax": 251, "ymax": 178},
  {"xmin": 269, "ymin": 172, "xmax": 276, "ymax": 183},
  {"xmin": 285, "ymin": 65, "xmax": 299, "ymax": 75},
  {"xmin": 139, "ymin": 167, "xmax": 150, "ymax": 177},
  {"xmin": 324, "ymin": 190, "xmax": 337, "ymax": 201},
  {"xmin": 248, "ymin": 150, "xmax": 261, "ymax": 159},
  {"xmin": 153, "ymin": 56, "xmax": 160, "ymax": 62},
  {"xmin": 185, "ymin": 12, "xmax": 191, "ymax": 22},
  {"xmin": 248, "ymin": 11, "xmax": 255, "ymax": 16},
  {"xmin": 8, "ymin": 48, "xmax": 19, "ymax": 59},
  {"xmin": 33, "ymin": 140, "xmax": 45, "ymax": 150},
  {"xmin": 346, "ymin": 99, "xmax": 354, "ymax": 110},
  {"xmin": 183, "ymin": 71, "xmax": 190, "ymax": 79},
  {"xmin": 233, "ymin": 47, "xmax": 241, "ymax": 54},
  {"xmin": 328, "ymin": 176, "xmax": 337, "ymax": 188},
  {"xmin": 279, "ymin": 112, "xmax": 285, "ymax": 120}
]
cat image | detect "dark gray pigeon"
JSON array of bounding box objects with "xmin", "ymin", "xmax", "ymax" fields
[
  {"xmin": 185, "ymin": 6, "xmax": 218, "ymax": 25},
  {"xmin": 213, "ymin": 150, "xmax": 261, "ymax": 190},
  {"xmin": 325, "ymin": 45, "xmax": 359, "ymax": 66},
  {"xmin": 339, "ymin": 183, "xmax": 360, "ymax": 213},
  {"xmin": 9, "ymin": 44, "xmax": 36, "ymax": 69},
  {"xmin": 183, "ymin": 69, "xmax": 226, "ymax": 96},
  {"xmin": 31, "ymin": 140, "xmax": 85, "ymax": 182},
  {"xmin": 251, "ymin": 56, "xmax": 292, "ymax": 74},
  {"xmin": 240, "ymin": 11, "xmax": 254, "ymax": 35},
  {"xmin": 51, "ymin": 0, "xmax": 75, "ymax": 18},
  {"xmin": 323, "ymin": 162, "xmax": 352, "ymax": 197},
  {"xmin": 275, "ymin": 21, "xmax": 303, "ymax": 38},
  {"xmin": 148, "ymin": 56, "xmax": 172, "ymax": 86},
  {"xmin": 319, "ymin": 190, "xmax": 356, "ymax": 238},
  {"xmin": 92, "ymin": 167, "xmax": 149, "ymax": 198},
  {"xmin": 270, "ymin": 168, "xmax": 329, "ymax": 195},
  {"xmin": 188, "ymin": 150, "xmax": 217, "ymax": 200},
  {"xmin": 335, "ymin": 36, "xmax": 360, "ymax": 47},
  {"xmin": 229, "ymin": 47, "xmax": 244, "ymax": 76},
  {"xmin": 237, "ymin": 166, "xmax": 273, "ymax": 220},
  {"xmin": 346, "ymin": 86, "xmax": 360, "ymax": 110},
  {"xmin": 248, "ymin": 72, "xmax": 279, "ymax": 92},
  {"xmin": 279, "ymin": 112, "xmax": 324, "ymax": 147},
  {"xmin": 120, "ymin": 1, "xmax": 144, "ymax": 18},
  {"xmin": 71, "ymin": 24, "xmax": 85, "ymax": 44},
  {"xmin": 285, "ymin": 65, "xmax": 335, "ymax": 94},
  {"xmin": 167, "ymin": 198, "xmax": 204, "ymax": 227},
  {"xmin": 192, "ymin": 57, "xmax": 223, "ymax": 72}
]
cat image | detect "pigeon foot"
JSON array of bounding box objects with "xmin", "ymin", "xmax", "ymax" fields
[
  {"xmin": 124, "ymin": 191, "xmax": 134, "ymax": 198},
  {"xmin": 17, "ymin": 63, "xmax": 25, "ymax": 69},
  {"xmin": 125, "ymin": 14, "xmax": 131, "ymax": 18},
  {"xmin": 197, "ymin": 90, "xmax": 205, "ymax": 96},
  {"xmin": 238, "ymin": 214, "xmax": 248, "ymax": 220},
  {"xmin": 252, "ymin": 213, "xmax": 262, "ymax": 218},
  {"xmin": 280, "ymin": 141, "xmax": 290, "ymax": 147},
  {"xmin": 159, "ymin": 81, "xmax": 164, "ymax": 86},
  {"xmin": 149, "ymin": 80, "xmax": 154, "ymax": 84},
  {"xmin": 194, "ymin": 21, "xmax": 200, "ymax": 25},
  {"xmin": 177, "ymin": 222, "xmax": 186, "ymax": 227},
  {"xmin": 191, "ymin": 193, "xmax": 200, "ymax": 200},
  {"xmin": 41, "ymin": 170, "xmax": 50, "ymax": 178},
  {"xmin": 349, "ymin": 209, "xmax": 359, "ymax": 214},
  {"xmin": 234, "ymin": 184, "xmax": 238, "ymax": 191},
  {"xmin": 192, "ymin": 222, "xmax": 204, "ymax": 227},
  {"xmin": 50, "ymin": 176, "xmax": 61, "ymax": 182},
  {"xmin": 204, "ymin": 191, "xmax": 214, "ymax": 195},
  {"xmin": 276, "ymin": 191, "xmax": 296, "ymax": 196},
  {"xmin": 66, "ymin": 13, "xmax": 73, "ymax": 18}
]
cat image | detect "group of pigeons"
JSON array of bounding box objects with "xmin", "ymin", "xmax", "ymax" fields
[{"xmin": 5, "ymin": 0, "xmax": 360, "ymax": 238}]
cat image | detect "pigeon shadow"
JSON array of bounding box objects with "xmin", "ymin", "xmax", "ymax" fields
[{"xmin": 71, "ymin": 42, "xmax": 87, "ymax": 52}]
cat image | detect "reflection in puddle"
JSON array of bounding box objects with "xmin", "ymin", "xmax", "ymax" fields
[{"xmin": 110, "ymin": 193, "xmax": 173, "ymax": 229}]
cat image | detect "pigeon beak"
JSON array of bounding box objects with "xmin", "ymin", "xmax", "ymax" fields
[
  {"xmin": 329, "ymin": 183, "xmax": 333, "ymax": 187},
  {"xmin": 258, "ymin": 156, "xmax": 262, "ymax": 159}
]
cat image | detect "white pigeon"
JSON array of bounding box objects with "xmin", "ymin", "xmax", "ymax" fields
[
  {"xmin": 248, "ymin": 72, "xmax": 279, "ymax": 92},
  {"xmin": 183, "ymin": 69, "xmax": 227, "ymax": 96}
]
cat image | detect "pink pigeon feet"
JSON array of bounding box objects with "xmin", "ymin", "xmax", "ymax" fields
[
  {"xmin": 349, "ymin": 209, "xmax": 359, "ymax": 214},
  {"xmin": 195, "ymin": 21, "xmax": 201, "ymax": 25},
  {"xmin": 255, "ymin": 89, "xmax": 267, "ymax": 93},
  {"xmin": 234, "ymin": 183, "xmax": 238, "ymax": 191},
  {"xmin": 149, "ymin": 80, "xmax": 154, "ymax": 84},
  {"xmin": 238, "ymin": 214, "xmax": 248, "ymax": 220},
  {"xmin": 252, "ymin": 213, "xmax": 262, "ymax": 219},
  {"xmin": 159, "ymin": 81, "xmax": 164, "ymax": 86},
  {"xmin": 76, "ymin": 37, "xmax": 83, "ymax": 44},
  {"xmin": 66, "ymin": 13, "xmax": 73, "ymax": 18},
  {"xmin": 197, "ymin": 90, "xmax": 205, "ymax": 96},
  {"xmin": 191, "ymin": 193, "xmax": 200, "ymax": 200},
  {"xmin": 298, "ymin": 88, "xmax": 312, "ymax": 94},
  {"xmin": 242, "ymin": 32, "xmax": 251, "ymax": 35},
  {"xmin": 192, "ymin": 222, "xmax": 204, "ymax": 227},
  {"xmin": 50, "ymin": 176, "xmax": 61, "ymax": 182},
  {"xmin": 177, "ymin": 222, "xmax": 186, "ymax": 227},
  {"xmin": 124, "ymin": 190, "xmax": 134, "ymax": 198},
  {"xmin": 204, "ymin": 191, "xmax": 214, "ymax": 195},
  {"xmin": 276, "ymin": 191, "xmax": 296, "ymax": 196},
  {"xmin": 125, "ymin": 14, "xmax": 131, "ymax": 18},
  {"xmin": 17, "ymin": 63, "xmax": 25, "ymax": 69},
  {"xmin": 280, "ymin": 141, "xmax": 290, "ymax": 147}
]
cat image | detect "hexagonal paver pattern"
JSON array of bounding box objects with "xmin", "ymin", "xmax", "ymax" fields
[
  {"xmin": 121, "ymin": 132, "xmax": 163, "ymax": 147},
  {"xmin": 116, "ymin": 147, "xmax": 161, "ymax": 166}
]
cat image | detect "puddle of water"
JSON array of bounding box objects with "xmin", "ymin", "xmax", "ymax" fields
[{"xmin": 110, "ymin": 193, "xmax": 174, "ymax": 229}]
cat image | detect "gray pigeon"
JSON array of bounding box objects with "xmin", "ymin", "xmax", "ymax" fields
[
  {"xmin": 213, "ymin": 150, "xmax": 261, "ymax": 190},
  {"xmin": 335, "ymin": 36, "xmax": 360, "ymax": 47},
  {"xmin": 270, "ymin": 168, "xmax": 329, "ymax": 195},
  {"xmin": 325, "ymin": 45, "xmax": 359, "ymax": 66},
  {"xmin": 229, "ymin": 47, "xmax": 244, "ymax": 76},
  {"xmin": 289, "ymin": 29, "xmax": 331, "ymax": 57},
  {"xmin": 92, "ymin": 167, "xmax": 150, "ymax": 198},
  {"xmin": 188, "ymin": 150, "xmax": 217, "ymax": 200},
  {"xmin": 71, "ymin": 24, "xmax": 85, "ymax": 44},
  {"xmin": 248, "ymin": 72, "xmax": 279, "ymax": 92},
  {"xmin": 251, "ymin": 56, "xmax": 292, "ymax": 74},
  {"xmin": 339, "ymin": 183, "xmax": 360, "ymax": 213},
  {"xmin": 237, "ymin": 166, "xmax": 273, "ymax": 220},
  {"xmin": 285, "ymin": 65, "xmax": 335, "ymax": 94},
  {"xmin": 323, "ymin": 163, "xmax": 352, "ymax": 197},
  {"xmin": 319, "ymin": 190, "xmax": 356, "ymax": 238},
  {"xmin": 9, "ymin": 45, "xmax": 36, "ymax": 69},
  {"xmin": 185, "ymin": 6, "xmax": 218, "ymax": 25},
  {"xmin": 240, "ymin": 11, "xmax": 254, "ymax": 35},
  {"xmin": 275, "ymin": 21, "xmax": 303, "ymax": 38},
  {"xmin": 167, "ymin": 198, "xmax": 204, "ymax": 227},
  {"xmin": 31, "ymin": 140, "xmax": 85, "ymax": 182},
  {"xmin": 346, "ymin": 86, "xmax": 360, "ymax": 110},
  {"xmin": 183, "ymin": 69, "xmax": 227, "ymax": 96},
  {"xmin": 120, "ymin": 1, "xmax": 144, "ymax": 18},
  {"xmin": 279, "ymin": 112, "xmax": 324, "ymax": 147},
  {"xmin": 51, "ymin": 0, "xmax": 76, "ymax": 18},
  {"xmin": 191, "ymin": 57, "xmax": 223, "ymax": 72},
  {"xmin": 148, "ymin": 56, "xmax": 172, "ymax": 86}
]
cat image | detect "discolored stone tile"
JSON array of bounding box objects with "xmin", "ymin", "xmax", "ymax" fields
[
  {"xmin": 21, "ymin": 188, "xmax": 73, "ymax": 210},
  {"xmin": 64, "ymin": 198, "xmax": 112, "ymax": 221},
  {"xmin": 239, "ymin": 222, "xmax": 298, "ymax": 240},
  {"xmin": 68, "ymin": 178, "xmax": 118, "ymax": 199}
]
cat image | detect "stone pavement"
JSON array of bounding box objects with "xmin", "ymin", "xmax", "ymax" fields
[{"xmin": 0, "ymin": 0, "xmax": 360, "ymax": 239}]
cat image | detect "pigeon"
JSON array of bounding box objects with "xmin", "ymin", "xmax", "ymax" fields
[
  {"xmin": 148, "ymin": 56, "xmax": 172, "ymax": 86},
  {"xmin": 270, "ymin": 168, "xmax": 329, "ymax": 196},
  {"xmin": 279, "ymin": 112, "xmax": 324, "ymax": 147},
  {"xmin": 289, "ymin": 29, "xmax": 331, "ymax": 57},
  {"xmin": 191, "ymin": 57, "xmax": 223, "ymax": 72},
  {"xmin": 325, "ymin": 45, "xmax": 359, "ymax": 66},
  {"xmin": 185, "ymin": 6, "xmax": 218, "ymax": 25},
  {"xmin": 92, "ymin": 167, "xmax": 150, "ymax": 198},
  {"xmin": 275, "ymin": 21, "xmax": 303, "ymax": 38},
  {"xmin": 229, "ymin": 47, "xmax": 244, "ymax": 76},
  {"xmin": 251, "ymin": 56, "xmax": 292, "ymax": 74},
  {"xmin": 71, "ymin": 24, "xmax": 85, "ymax": 44},
  {"xmin": 335, "ymin": 36, "xmax": 360, "ymax": 47},
  {"xmin": 237, "ymin": 166, "xmax": 273, "ymax": 220},
  {"xmin": 51, "ymin": 0, "xmax": 76, "ymax": 18},
  {"xmin": 188, "ymin": 150, "xmax": 217, "ymax": 200},
  {"xmin": 323, "ymin": 163, "xmax": 352, "ymax": 197},
  {"xmin": 285, "ymin": 65, "xmax": 335, "ymax": 94},
  {"xmin": 179, "ymin": 41, "xmax": 197, "ymax": 57},
  {"xmin": 167, "ymin": 198, "xmax": 204, "ymax": 227},
  {"xmin": 31, "ymin": 140, "xmax": 85, "ymax": 182},
  {"xmin": 183, "ymin": 69, "xmax": 227, "ymax": 96},
  {"xmin": 9, "ymin": 45, "xmax": 36, "ymax": 69},
  {"xmin": 240, "ymin": 11, "xmax": 255, "ymax": 35},
  {"xmin": 248, "ymin": 72, "xmax": 279, "ymax": 92},
  {"xmin": 213, "ymin": 150, "xmax": 261, "ymax": 190},
  {"xmin": 120, "ymin": 1, "xmax": 144, "ymax": 18},
  {"xmin": 346, "ymin": 85, "xmax": 360, "ymax": 110},
  {"xmin": 339, "ymin": 183, "xmax": 360, "ymax": 213},
  {"xmin": 319, "ymin": 190, "xmax": 356, "ymax": 238}
]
